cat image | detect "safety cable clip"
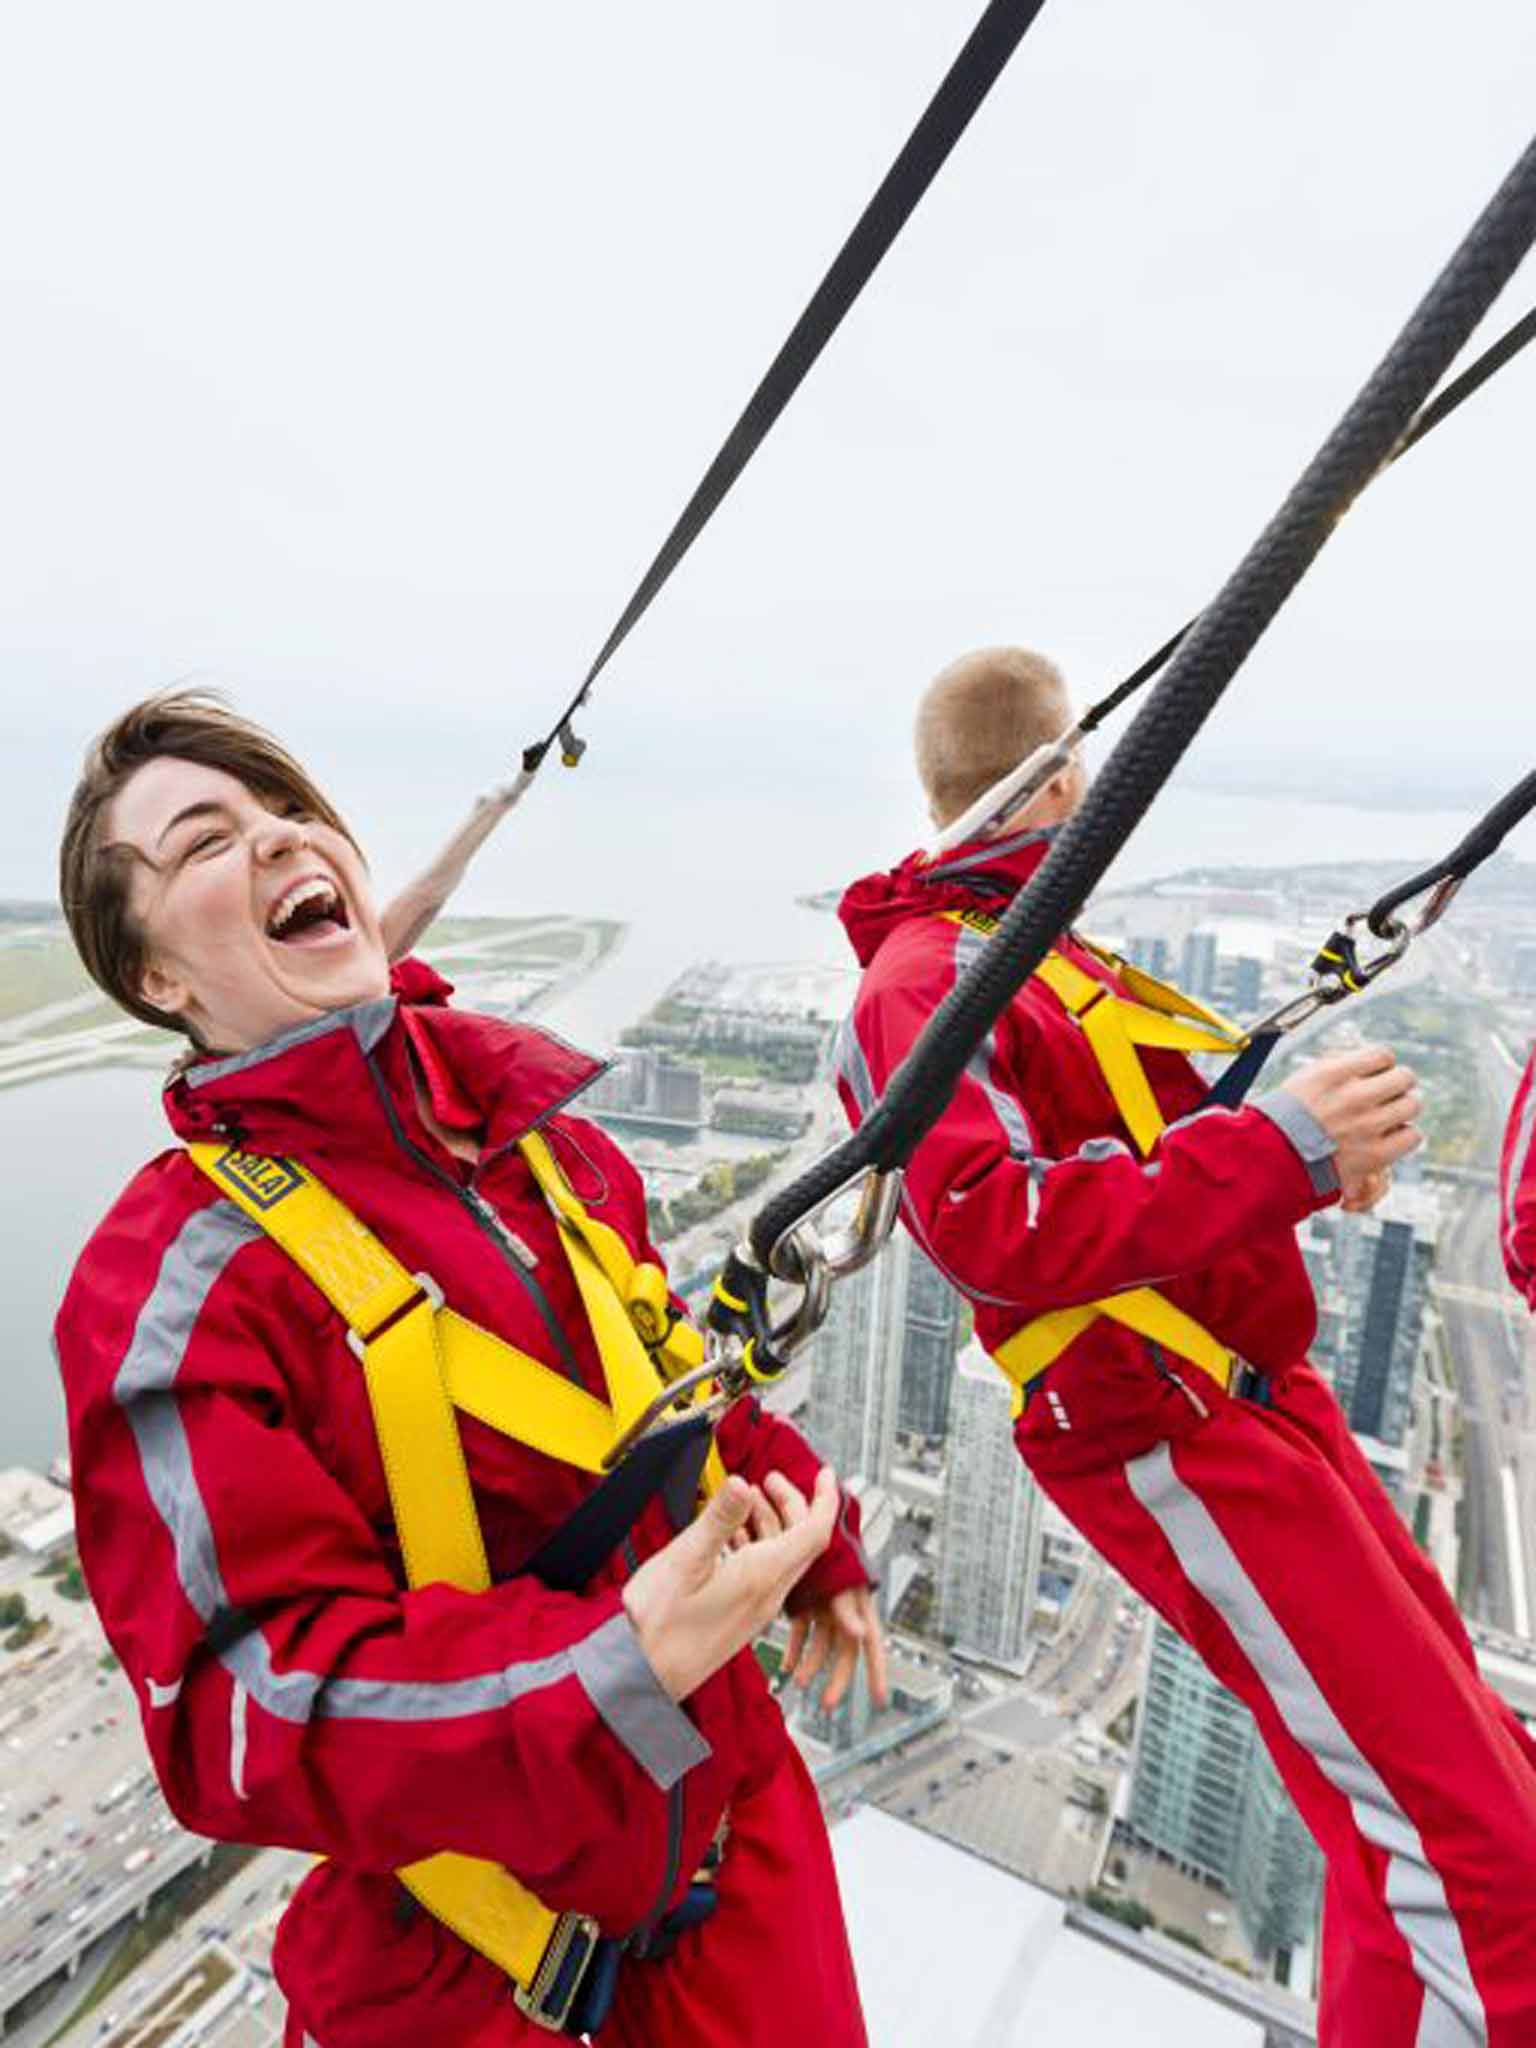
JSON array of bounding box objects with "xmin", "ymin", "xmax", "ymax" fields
[
  {"xmin": 557, "ymin": 720, "xmax": 587, "ymax": 768},
  {"xmin": 1246, "ymin": 912, "xmax": 1412, "ymax": 1041}
]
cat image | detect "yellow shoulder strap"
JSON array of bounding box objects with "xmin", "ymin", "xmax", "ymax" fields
[
  {"xmin": 1032, "ymin": 951, "xmax": 1241, "ymax": 1158},
  {"xmin": 939, "ymin": 910, "xmax": 1246, "ymax": 1157},
  {"xmin": 1072, "ymin": 935, "xmax": 1244, "ymax": 1040},
  {"xmin": 188, "ymin": 1144, "xmax": 489, "ymax": 1588},
  {"xmin": 519, "ymin": 1131, "xmax": 726, "ymax": 1497},
  {"xmin": 187, "ymin": 1144, "xmax": 622, "ymax": 1475}
]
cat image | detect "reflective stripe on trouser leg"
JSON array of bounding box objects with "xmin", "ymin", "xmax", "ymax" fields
[{"xmin": 1126, "ymin": 1443, "xmax": 1487, "ymax": 2047}]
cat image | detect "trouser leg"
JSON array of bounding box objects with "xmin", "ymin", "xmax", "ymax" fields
[
  {"xmin": 599, "ymin": 1744, "xmax": 867, "ymax": 2048},
  {"xmin": 1277, "ymin": 1365, "xmax": 1536, "ymax": 1779},
  {"xmin": 1022, "ymin": 1369, "xmax": 1536, "ymax": 2046}
]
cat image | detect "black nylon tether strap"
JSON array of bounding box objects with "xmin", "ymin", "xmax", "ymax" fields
[{"xmin": 525, "ymin": 0, "xmax": 1050, "ymax": 770}]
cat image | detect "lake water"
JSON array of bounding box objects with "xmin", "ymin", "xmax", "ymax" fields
[{"xmin": 6, "ymin": 786, "xmax": 1532, "ymax": 1472}]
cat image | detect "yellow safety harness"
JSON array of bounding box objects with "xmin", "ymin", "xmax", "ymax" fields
[
  {"xmin": 940, "ymin": 911, "xmax": 1253, "ymax": 1413},
  {"xmin": 190, "ymin": 1129, "xmax": 722, "ymax": 2028}
]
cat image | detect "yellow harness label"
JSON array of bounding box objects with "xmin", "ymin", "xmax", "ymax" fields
[{"xmin": 213, "ymin": 1145, "xmax": 304, "ymax": 1211}]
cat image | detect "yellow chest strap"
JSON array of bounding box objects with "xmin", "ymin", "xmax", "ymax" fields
[
  {"xmin": 936, "ymin": 911, "xmax": 1245, "ymax": 1409},
  {"xmin": 187, "ymin": 1132, "xmax": 722, "ymax": 2002}
]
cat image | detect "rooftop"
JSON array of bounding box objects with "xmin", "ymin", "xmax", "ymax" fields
[{"xmin": 831, "ymin": 1807, "xmax": 1280, "ymax": 2047}]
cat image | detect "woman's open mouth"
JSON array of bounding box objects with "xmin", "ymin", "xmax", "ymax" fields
[{"xmin": 265, "ymin": 875, "xmax": 354, "ymax": 950}]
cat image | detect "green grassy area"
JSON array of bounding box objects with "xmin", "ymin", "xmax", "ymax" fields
[
  {"xmin": 651, "ymin": 1150, "xmax": 787, "ymax": 1242},
  {"xmin": 1086, "ymin": 1887, "xmax": 1154, "ymax": 1931},
  {"xmin": 1275, "ymin": 985, "xmax": 1484, "ymax": 1166},
  {"xmin": 0, "ymin": 926, "xmax": 94, "ymax": 1021}
]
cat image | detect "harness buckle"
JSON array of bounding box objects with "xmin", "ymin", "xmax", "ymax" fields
[
  {"xmin": 513, "ymin": 1911, "xmax": 605, "ymax": 2032},
  {"xmin": 345, "ymin": 1272, "xmax": 445, "ymax": 1360},
  {"xmin": 1230, "ymin": 1359, "xmax": 1271, "ymax": 1406}
]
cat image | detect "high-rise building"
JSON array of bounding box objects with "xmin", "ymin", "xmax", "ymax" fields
[
  {"xmin": 652, "ymin": 1053, "xmax": 704, "ymax": 1122},
  {"xmin": 587, "ymin": 1048, "xmax": 703, "ymax": 1123},
  {"xmin": 1179, "ymin": 929, "xmax": 1220, "ymax": 1001},
  {"xmin": 1331, "ymin": 1184, "xmax": 1439, "ymax": 1450},
  {"xmin": 1229, "ymin": 954, "xmax": 1264, "ymax": 1015},
  {"xmin": 1129, "ymin": 1619, "xmax": 1322, "ymax": 1972},
  {"xmin": 1126, "ymin": 934, "xmax": 1172, "ymax": 980},
  {"xmin": 805, "ymin": 1231, "xmax": 909, "ymax": 1491},
  {"xmin": 896, "ymin": 1246, "xmax": 964, "ymax": 1442},
  {"xmin": 936, "ymin": 1343, "xmax": 1044, "ymax": 1665}
]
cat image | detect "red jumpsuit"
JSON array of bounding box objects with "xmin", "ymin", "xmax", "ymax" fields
[
  {"xmin": 55, "ymin": 960, "xmax": 868, "ymax": 2048},
  {"xmin": 837, "ymin": 830, "xmax": 1536, "ymax": 2048},
  {"xmin": 1501, "ymin": 1049, "xmax": 1536, "ymax": 1309}
]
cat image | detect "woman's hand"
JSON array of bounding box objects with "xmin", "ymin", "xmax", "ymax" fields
[
  {"xmin": 784, "ymin": 1585, "xmax": 889, "ymax": 1715},
  {"xmin": 622, "ymin": 1469, "xmax": 837, "ymax": 1703}
]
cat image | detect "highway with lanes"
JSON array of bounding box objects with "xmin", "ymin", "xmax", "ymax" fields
[
  {"xmin": 0, "ymin": 1627, "xmax": 214, "ymax": 2035},
  {"xmin": 1431, "ymin": 1020, "xmax": 1535, "ymax": 1640}
]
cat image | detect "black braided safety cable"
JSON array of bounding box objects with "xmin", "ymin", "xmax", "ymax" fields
[
  {"xmin": 520, "ymin": 0, "xmax": 1049, "ymax": 776},
  {"xmin": 750, "ymin": 133, "xmax": 1536, "ymax": 1264},
  {"xmin": 1079, "ymin": 300, "xmax": 1536, "ymax": 740},
  {"xmin": 1369, "ymin": 765, "xmax": 1536, "ymax": 935}
]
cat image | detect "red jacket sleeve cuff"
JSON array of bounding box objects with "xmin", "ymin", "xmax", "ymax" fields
[{"xmin": 786, "ymin": 1486, "xmax": 876, "ymax": 1613}]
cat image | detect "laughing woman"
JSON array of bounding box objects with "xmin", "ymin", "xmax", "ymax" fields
[{"xmin": 53, "ymin": 692, "xmax": 881, "ymax": 2048}]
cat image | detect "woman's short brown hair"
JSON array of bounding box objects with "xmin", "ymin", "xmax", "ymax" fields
[{"xmin": 59, "ymin": 689, "xmax": 354, "ymax": 1036}]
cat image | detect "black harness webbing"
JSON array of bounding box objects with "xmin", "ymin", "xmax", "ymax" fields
[
  {"xmin": 1201, "ymin": 1029, "xmax": 1283, "ymax": 1112},
  {"xmin": 523, "ymin": 0, "xmax": 1049, "ymax": 773},
  {"xmin": 518, "ymin": 1415, "xmax": 713, "ymax": 1594}
]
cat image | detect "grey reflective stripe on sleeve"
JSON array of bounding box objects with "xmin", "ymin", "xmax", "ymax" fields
[
  {"xmin": 220, "ymin": 1628, "xmax": 578, "ymax": 1724},
  {"xmin": 1127, "ymin": 1445, "xmax": 1487, "ymax": 2046},
  {"xmin": 114, "ymin": 1199, "xmax": 584, "ymax": 1729},
  {"xmin": 953, "ymin": 923, "xmax": 1040, "ymax": 1167},
  {"xmin": 833, "ymin": 1016, "xmax": 876, "ymax": 1116},
  {"xmin": 1503, "ymin": 1071, "xmax": 1536, "ymax": 1272},
  {"xmin": 570, "ymin": 1611, "xmax": 711, "ymax": 1791},
  {"xmin": 114, "ymin": 1202, "xmax": 263, "ymax": 1624},
  {"xmin": 185, "ymin": 997, "xmax": 396, "ymax": 1089},
  {"xmin": 1251, "ymin": 1088, "xmax": 1341, "ymax": 1197}
]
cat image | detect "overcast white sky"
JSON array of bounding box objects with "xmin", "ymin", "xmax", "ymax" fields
[{"xmin": 3, "ymin": 1, "xmax": 1535, "ymax": 914}]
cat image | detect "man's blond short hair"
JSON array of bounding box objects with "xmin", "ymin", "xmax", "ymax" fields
[{"xmin": 914, "ymin": 647, "xmax": 1072, "ymax": 827}]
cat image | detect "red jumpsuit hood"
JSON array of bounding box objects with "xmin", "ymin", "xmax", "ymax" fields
[
  {"xmin": 162, "ymin": 954, "xmax": 606, "ymax": 1162},
  {"xmin": 837, "ymin": 827, "xmax": 1056, "ymax": 966}
]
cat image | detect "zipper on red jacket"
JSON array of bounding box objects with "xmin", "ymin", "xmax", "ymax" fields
[
  {"xmin": 635, "ymin": 1781, "xmax": 687, "ymax": 1950},
  {"xmin": 363, "ymin": 1054, "xmax": 584, "ymax": 1382}
]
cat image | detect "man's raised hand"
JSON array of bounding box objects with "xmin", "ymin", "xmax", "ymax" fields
[{"xmin": 1281, "ymin": 1044, "xmax": 1423, "ymax": 1189}]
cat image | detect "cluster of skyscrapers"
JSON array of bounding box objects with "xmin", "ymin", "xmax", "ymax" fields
[{"xmin": 1124, "ymin": 927, "xmax": 1265, "ymax": 1016}]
